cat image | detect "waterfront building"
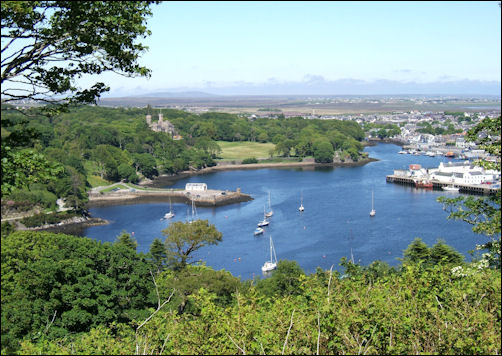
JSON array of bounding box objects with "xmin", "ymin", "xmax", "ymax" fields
[{"xmin": 185, "ymin": 183, "xmax": 208, "ymax": 192}]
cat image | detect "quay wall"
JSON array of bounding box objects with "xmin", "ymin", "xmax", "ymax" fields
[
  {"xmin": 87, "ymin": 189, "xmax": 253, "ymax": 207},
  {"xmin": 386, "ymin": 175, "xmax": 499, "ymax": 195}
]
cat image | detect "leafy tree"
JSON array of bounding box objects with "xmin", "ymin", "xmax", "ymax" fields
[
  {"xmin": 149, "ymin": 237, "xmax": 167, "ymax": 272},
  {"xmin": 312, "ymin": 139, "xmax": 334, "ymax": 163},
  {"xmin": 1, "ymin": 1, "xmax": 158, "ymax": 113},
  {"xmin": 1, "ymin": 147, "xmax": 64, "ymax": 195},
  {"xmin": 403, "ymin": 237, "xmax": 430, "ymax": 264},
  {"xmin": 438, "ymin": 116, "xmax": 501, "ymax": 268},
  {"xmin": 115, "ymin": 230, "xmax": 138, "ymax": 251},
  {"xmin": 1, "ymin": 231, "xmax": 155, "ymax": 353},
  {"xmin": 429, "ymin": 239, "xmax": 464, "ymax": 265},
  {"xmin": 117, "ymin": 163, "xmax": 138, "ymax": 183},
  {"xmin": 256, "ymin": 260, "xmax": 305, "ymax": 297},
  {"xmin": 161, "ymin": 220, "xmax": 222, "ymax": 270}
]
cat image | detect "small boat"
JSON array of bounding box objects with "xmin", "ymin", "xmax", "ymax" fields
[
  {"xmin": 370, "ymin": 190, "xmax": 376, "ymax": 217},
  {"xmin": 257, "ymin": 206, "xmax": 270, "ymax": 227},
  {"xmin": 299, "ymin": 191, "xmax": 305, "ymax": 212},
  {"xmin": 265, "ymin": 191, "xmax": 273, "ymax": 218},
  {"xmin": 161, "ymin": 198, "xmax": 175, "ymax": 220},
  {"xmin": 415, "ymin": 180, "xmax": 433, "ymax": 189},
  {"xmin": 398, "ymin": 150, "xmax": 407, "ymax": 154},
  {"xmin": 261, "ymin": 235, "xmax": 278, "ymax": 272},
  {"xmin": 254, "ymin": 227, "xmax": 264, "ymax": 235},
  {"xmin": 442, "ymin": 185, "xmax": 459, "ymax": 192}
]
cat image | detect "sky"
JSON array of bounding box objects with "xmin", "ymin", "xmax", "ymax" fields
[
  {"xmin": 10, "ymin": 1, "xmax": 502, "ymax": 96},
  {"xmin": 94, "ymin": 1, "xmax": 501, "ymax": 96}
]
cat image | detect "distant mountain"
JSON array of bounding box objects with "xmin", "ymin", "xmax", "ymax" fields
[
  {"xmin": 186, "ymin": 78, "xmax": 501, "ymax": 96},
  {"xmin": 107, "ymin": 91, "xmax": 219, "ymax": 98},
  {"xmin": 102, "ymin": 78, "xmax": 501, "ymax": 100},
  {"xmin": 142, "ymin": 90, "xmax": 221, "ymax": 98}
]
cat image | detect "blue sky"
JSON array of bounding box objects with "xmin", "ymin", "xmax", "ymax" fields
[{"xmin": 91, "ymin": 1, "xmax": 501, "ymax": 95}]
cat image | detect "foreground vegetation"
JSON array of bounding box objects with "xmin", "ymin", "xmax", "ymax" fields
[{"xmin": 1, "ymin": 229, "xmax": 500, "ymax": 355}]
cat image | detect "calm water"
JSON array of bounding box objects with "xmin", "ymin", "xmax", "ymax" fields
[{"xmin": 83, "ymin": 144, "xmax": 485, "ymax": 280}]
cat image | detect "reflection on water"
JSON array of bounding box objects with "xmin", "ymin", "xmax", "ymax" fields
[{"xmin": 81, "ymin": 144, "xmax": 485, "ymax": 280}]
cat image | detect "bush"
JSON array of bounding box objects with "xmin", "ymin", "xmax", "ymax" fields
[
  {"xmin": 241, "ymin": 157, "xmax": 258, "ymax": 164},
  {"xmin": 20, "ymin": 211, "xmax": 79, "ymax": 228}
]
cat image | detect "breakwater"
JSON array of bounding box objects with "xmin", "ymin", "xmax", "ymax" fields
[{"xmin": 88, "ymin": 188, "xmax": 253, "ymax": 207}]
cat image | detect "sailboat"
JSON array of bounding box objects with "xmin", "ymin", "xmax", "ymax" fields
[
  {"xmin": 257, "ymin": 206, "xmax": 270, "ymax": 227},
  {"xmin": 254, "ymin": 227, "xmax": 264, "ymax": 236},
  {"xmin": 261, "ymin": 235, "xmax": 278, "ymax": 272},
  {"xmin": 265, "ymin": 191, "xmax": 273, "ymax": 218},
  {"xmin": 298, "ymin": 191, "xmax": 304, "ymax": 212},
  {"xmin": 188, "ymin": 198, "xmax": 198, "ymax": 223},
  {"xmin": 162, "ymin": 197, "xmax": 175, "ymax": 220},
  {"xmin": 370, "ymin": 190, "xmax": 376, "ymax": 217}
]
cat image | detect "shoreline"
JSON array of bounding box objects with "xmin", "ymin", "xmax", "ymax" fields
[
  {"xmin": 146, "ymin": 156, "xmax": 379, "ymax": 188},
  {"xmin": 87, "ymin": 189, "xmax": 253, "ymax": 207}
]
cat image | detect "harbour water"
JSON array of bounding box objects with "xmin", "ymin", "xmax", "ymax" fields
[{"xmin": 82, "ymin": 143, "xmax": 486, "ymax": 280}]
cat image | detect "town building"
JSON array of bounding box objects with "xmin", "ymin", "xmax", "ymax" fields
[{"xmin": 185, "ymin": 183, "xmax": 208, "ymax": 192}]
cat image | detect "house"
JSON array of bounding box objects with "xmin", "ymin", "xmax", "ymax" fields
[{"xmin": 185, "ymin": 183, "xmax": 207, "ymax": 192}]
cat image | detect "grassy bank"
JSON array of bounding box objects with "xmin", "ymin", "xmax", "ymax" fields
[{"xmin": 216, "ymin": 141, "xmax": 275, "ymax": 160}]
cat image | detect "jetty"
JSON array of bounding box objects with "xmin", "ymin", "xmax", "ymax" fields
[
  {"xmin": 87, "ymin": 184, "xmax": 253, "ymax": 207},
  {"xmin": 386, "ymin": 175, "xmax": 499, "ymax": 195}
]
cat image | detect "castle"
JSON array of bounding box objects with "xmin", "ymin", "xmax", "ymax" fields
[{"xmin": 146, "ymin": 112, "xmax": 181, "ymax": 139}]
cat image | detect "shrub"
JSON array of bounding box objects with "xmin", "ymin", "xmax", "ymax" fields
[{"xmin": 241, "ymin": 157, "xmax": 258, "ymax": 164}]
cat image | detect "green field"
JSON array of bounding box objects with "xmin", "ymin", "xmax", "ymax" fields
[{"xmin": 216, "ymin": 141, "xmax": 276, "ymax": 160}]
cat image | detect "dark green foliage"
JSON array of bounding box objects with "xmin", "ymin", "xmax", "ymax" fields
[
  {"xmin": 403, "ymin": 237, "xmax": 430, "ymax": 263},
  {"xmin": 20, "ymin": 211, "xmax": 79, "ymax": 228},
  {"xmin": 256, "ymin": 260, "xmax": 306, "ymax": 297},
  {"xmin": 114, "ymin": 230, "xmax": 138, "ymax": 251},
  {"xmin": 1, "ymin": 221, "xmax": 16, "ymax": 237},
  {"xmin": 149, "ymin": 238, "xmax": 167, "ymax": 272},
  {"xmin": 162, "ymin": 219, "xmax": 223, "ymax": 270},
  {"xmin": 241, "ymin": 157, "xmax": 259, "ymax": 164},
  {"xmin": 157, "ymin": 265, "xmax": 242, "ymax": 314},
  {"xmin": 1, "ymin": 231, "xmax": 156, "ymax": 353},
  {"xmin": 437, "ymin": 116, "xmax": 501, "ymax": 268},
  {"xmin": 402, "ymin": 237, "xmax": 464, "ymax": 267},
  {"xmin": 1, "ymin": 1, "xmax": 158, "ymax": 111}
]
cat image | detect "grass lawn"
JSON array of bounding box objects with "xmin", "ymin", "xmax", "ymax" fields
[
  {"xmin": 216, "ymin": 141, "xmax": 276, "ymax": 160},
  {"xmin": 87, "ymin": 175, "xmax": 112, "ymax": 187}
]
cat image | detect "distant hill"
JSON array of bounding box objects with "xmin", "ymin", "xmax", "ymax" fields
[{"xmin": 135, "ymin": 91, "xmax": 219, "ymax": 98}]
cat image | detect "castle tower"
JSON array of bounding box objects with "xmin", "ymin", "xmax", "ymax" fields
[
  {"xmin": 146, "ymin": 114, "xmax": 152, "ymax": 125},
  {"xmin": 158, "ymin": 108, "xmax": 163, "ymax": 123}
]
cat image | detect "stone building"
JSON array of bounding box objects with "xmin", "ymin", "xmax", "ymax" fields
[{"xmin": 146, "ymin": 112, "xmax": 177, "ymax": 137}]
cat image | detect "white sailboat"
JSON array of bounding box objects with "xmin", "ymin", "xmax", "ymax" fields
[
  {"xmin": 254, "ymin": 227, "xmax": 264, "ymax": 235},
  {"xmin": 162, "ymin": 197, "xmax": 175, "ymax": 220},
  {"xmin": 298, "ymin": 191, "xmax": 304, "ymax": 212},
  {"xmin": 257, "ymin": 206, "xmax": 270, "ymax": 227},
  {"xmin": 261, "ymin": 235, "xmax": 278, "ymax": 272},
  {"xmin": 265, "ymin": 191, "xmax": 273, "ymax": 218},
  {"xmin": 188, "ymin": 198, "xmax": 198, "ymax": 223},
  {"xmin": 370, "ymin": 190, "xmax": 376, "ymax": 217}
]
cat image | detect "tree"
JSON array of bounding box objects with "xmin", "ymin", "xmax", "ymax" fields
[
  {"xmin": 161, "ymin": 220, "xmax": 222, "ymax": 270},
  {"xmin": 149, "ymin": 237, "xmax": 167, "ymax": 272},
  {"xmin": 312, "ymin": 139, "xmax": 334, "ymax": 163},
  {"xmin": 437, "ymin": 116, "xmax": 501, "ymax": 268},
  {"xmin": 1, "ymin": 1, "xmax": 158, "ymax": 113},
  {"xmin": 115, "ymin": 230, "xmax": 138, "ymax": 251},
  {"xmin": 403, "ymin": 237, "xmax": 430, "ymax": 264}
]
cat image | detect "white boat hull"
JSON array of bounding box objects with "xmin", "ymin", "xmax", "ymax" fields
[{"xmin": 261, "ymin": 261, "xmax": 277, "ymax": 272}]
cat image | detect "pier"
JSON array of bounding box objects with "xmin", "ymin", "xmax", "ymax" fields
[
  {"xmin": 386, "ymin": 175, "xmax": 499, "ymax": 195},
  {"xmin": 88, "ymin": 187, "xmax": 253, "ymax": 206}
]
